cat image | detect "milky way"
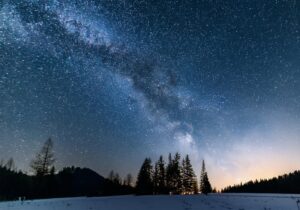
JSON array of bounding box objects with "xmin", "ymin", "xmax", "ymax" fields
[{"xmin": 0, "ymin": 0, "xmax": 300, "ymax": 188}]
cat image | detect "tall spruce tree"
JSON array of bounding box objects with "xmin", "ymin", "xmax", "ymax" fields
[
  {"xmin": 136, "ymin": 158, "xmax": 153, "ymax": 195},
  {"xmin": 153, "ymin": 162, "xmax": 159, "ymax": 194},
  {"xmin": 182, "ymin": 157, "xmax": 187, "ymax": 193},
  {"xmin": 173, "ymin": 153, "xmax": 183, "ymax": 194},
  {"xmin": 200, "ymin": 160, "xmax": 212, "ymax": 195},
  {"xmin": 166, "ymin": 152, "xmax": 183, "ymax": 194},
  {"xmin": 153, "ymin": 155, "xmax": 166, "ymax": 194},
  {"xmin": 157, "ymin": 155, "xmax": 166, "ymax": 194},
  {"xmin": 182, "ymin": 155, "xmax": 197, "ymax": 194},
  {"xmin": 166, "ymin": 153, "xmax": 173, "ymax": 193},
  {"xmin": 200, "ymin": 160, "xmax": 205, "ymax": 192},
  {"xmin": 30, "ymin": 138, "xmax": 55, "ymax": 176}
]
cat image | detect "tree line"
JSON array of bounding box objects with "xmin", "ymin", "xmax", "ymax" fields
[
  {"xmin": 136, "ymin": 153, "xmax": 213, "ymax": 195},
  {"xmin": 2, "ymin": 137, "xmax": 300, "ymax": 201},
  {"xmin": 222, "ymin": 170, "xmax": 300, "ymax": 194},
  {"xmin": 0, "ymin": 138, "xmax": 214, "ymax": 201},
  {"xmin": 0, "ymin": 138, "xmax": 134, "ymax": 201}
]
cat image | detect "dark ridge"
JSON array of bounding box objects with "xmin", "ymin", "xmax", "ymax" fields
[
  {"xmin": 0, "ymin": 166, "xmax": 134, "ymax": 201},
  {"xmin": 222, "ymin": 170, "xmax": 300, "ymax": 194}
]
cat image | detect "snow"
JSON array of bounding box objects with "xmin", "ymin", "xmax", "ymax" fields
[{"xmin": 0, "ymin": 194, "xmax": 300, "ymax": 210}]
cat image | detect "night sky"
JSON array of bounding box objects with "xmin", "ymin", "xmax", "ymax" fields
[{"xmin": 1, "ymin": 0, "xmax": 300, "ymax": 189}]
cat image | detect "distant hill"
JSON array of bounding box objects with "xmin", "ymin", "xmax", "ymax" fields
[
  {"xmin": 55, "ymin": 167, "xmax": 107, "ymax": 196},
  {"xmin": 0, "ymin": 166, "xmax": 134, "ymax": 201},
  {"xmin": 222, "ymin": 170, "xmax": 300, "ymax": 194}
]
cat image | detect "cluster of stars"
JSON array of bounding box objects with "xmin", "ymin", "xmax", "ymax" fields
[{"xmin": 0, "ymin": 0, "xmax": 299, "ymax": 189}]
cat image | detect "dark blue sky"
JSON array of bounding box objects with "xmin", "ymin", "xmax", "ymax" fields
[{"xmin": 0, "ymin": 0, "xmax": 300, "ymax": 188}]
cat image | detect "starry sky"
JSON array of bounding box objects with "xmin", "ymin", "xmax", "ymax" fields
[{"xmin": 0, "ymin": 0, "xmax": 300, "ymax": 189}]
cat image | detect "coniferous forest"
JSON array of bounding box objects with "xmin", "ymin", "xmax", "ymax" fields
[
  {"xmin": 0, "ymin": 139, "xmax": 214, "ymax": 201},
  {"xmin": 135, "ymin": 153, "xmax": 213, "ymax": 195},
  {"xmin": 1, "ymin": 138, "xmax": 300, "ymax": 201},
  {"xmin": 0, "ymin": 139, "xmax": 134, "ymax": 201},
  {"xmin": 222, "ymin": 171, "xmax": 300, "ymax": 194}
]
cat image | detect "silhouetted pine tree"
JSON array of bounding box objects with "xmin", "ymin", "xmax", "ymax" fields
[
  {"xmin": 153, "ymin": 161, "xmax": 159, "ymax": 194},
  {"xmin": 174, "ymin": 153, "xmax": 183, "ymax": 194},
  {"xmin": 182, "ymin": 155, "xmax": 197, "ymax": 194},
  {"xmin": 166, "ymin": 153, "xmax": 183, "ymax": 194},
  {"xmin": 30, "ymin": 138, "xmax": 55, "ymax": 176},
  {"xmin": 200, "ymin": 160, "xmax": 212, "ymax": 195},
  {"xmin": 157, "ymin": 155, "xmax": 166, "ymax": 194},
  {"xmin": 166, "ymin": 153, "xmax": 173, "ymax": 193},
  {"xmin": 136, "ymin": 158, "xmax": 153, "ymax": 195},
  {"xmin": 124, "ymin": 173, "xmax": 133, "ymax": 186},
  {"xmin": 153, "ymin": 155, "xmax": 166, "ymax": 194}
]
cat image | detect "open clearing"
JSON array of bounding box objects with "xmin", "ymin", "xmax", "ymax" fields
[{"xmin": 1, "ymin": 193, "xmax": 300, "ymax": 210}]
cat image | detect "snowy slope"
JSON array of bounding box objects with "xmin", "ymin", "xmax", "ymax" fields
[{"xmin": 0, "ymin": 194, "xmax": 300, "ymax": 210}]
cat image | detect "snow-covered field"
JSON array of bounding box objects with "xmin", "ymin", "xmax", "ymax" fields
[{"xmin": 1, "ymin": 194, "xmax": 300, "ymax": 210}]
